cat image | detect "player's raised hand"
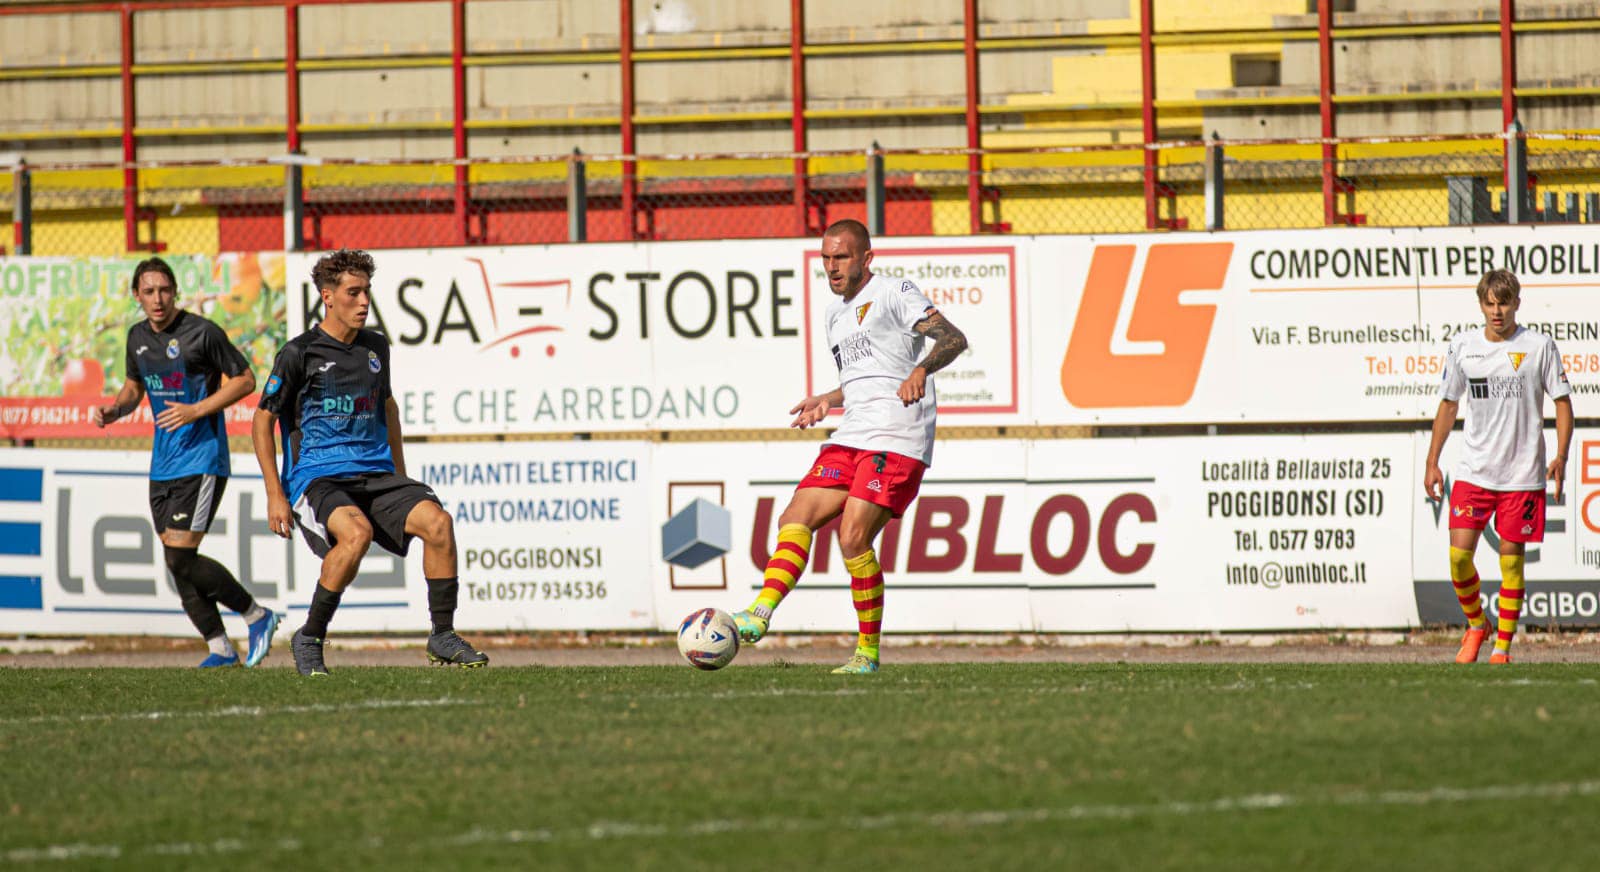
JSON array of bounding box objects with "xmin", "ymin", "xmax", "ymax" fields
[
  {"xmin": 789, "ymin": 394, "xmax": 832, "ymax": 429},
  {"xmin": 1549, "ymin": 455, "xmax": 1567, "ymax": 501},
  {"xmin": 897, "ymin": 367, "xmax": 928, "ymax": 405},
  {"xmin": 1423, "ymin": 464, "xmax": 1444, "ymax": 501},
  {"xmin": 154, "ymin": 400, "xmax": 201, "ymax": 431},
  {"xmin": 266, "ymin": 492, "xmax": 293, "ymax": 538}
]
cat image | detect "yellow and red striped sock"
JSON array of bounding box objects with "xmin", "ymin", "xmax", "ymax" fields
[
  {"xmin": 1494, "ymin": 553, "xmax": 1526, "ymax": 657},
  {"xmin": 844, "ymin": 550, "xmax": 884, "ymax": 662},
  {"xmin": 751, "ymin": 524, "xmax": 812, "ymax": 619},
  {"xmin": 1449, "ymin": 546, "xmax": 1489, "ymax": 628}
]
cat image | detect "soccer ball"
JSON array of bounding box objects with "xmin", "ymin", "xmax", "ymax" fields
[{"xmin": 677, "ymin": 607, "xmax": 740, "ymax": 670}]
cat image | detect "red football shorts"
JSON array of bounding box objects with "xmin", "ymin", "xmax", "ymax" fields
[
  {"xmin": 1448, "ymin": 480, "xmax": 1546, "ymax": 543},
  {"xmin": 796, "ymin": 444, "xmax": 926, "ymax": 517}
]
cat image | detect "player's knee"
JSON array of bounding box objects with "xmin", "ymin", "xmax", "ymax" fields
[
  {"xmin": 1448, "ymin": 546, "xmax": 1475, "ymax": 578},
  {"xmin": 340, "ymin": 517, "xmax": 375, "ymax": 550},
  {"xmin": 837, "ymin": 521, "xmax": 873, "ymax": 556},
  {"xmin": 419, "ymin": 507, "xmax": 454, "ymax": 547},
  {"xmin": 163, "ymin": 544, "xmax": 198, "ymax": 577}
]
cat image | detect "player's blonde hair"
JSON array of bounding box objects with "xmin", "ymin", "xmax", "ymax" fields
[{"xmin": 1476, "ymin": 269, "xmax": 1520, "ymax": 304}]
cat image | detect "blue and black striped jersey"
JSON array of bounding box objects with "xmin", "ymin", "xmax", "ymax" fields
[
  {"xmin": 124, "ymin": 310, "xmax": 250, "ymax": 481},
  {"xmin": 258, "ymin": 326, "xmax": 395, "ymax": 503}
]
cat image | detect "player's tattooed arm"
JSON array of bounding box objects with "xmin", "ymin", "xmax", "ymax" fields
[
  {"xmin": 913, "ymin": 310, "xmax": 968, "ymax": 376},
  {"xmin": 899, "ymin": 310, "xmax": 968, "ymax": 405}
]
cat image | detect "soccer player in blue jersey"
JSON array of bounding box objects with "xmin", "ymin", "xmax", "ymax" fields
[
  {"xmin": 251, "ymin": 249, "xmax": 487, "ymax": 676},
  {"xmin": 92, "ymin": 256, "xmax": 282, "ymax": 668}
]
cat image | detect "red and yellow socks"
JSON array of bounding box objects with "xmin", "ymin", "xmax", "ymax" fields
[
  {"xmin": 750, "ymin": 524, "xmax": 812, "ymax": 620},
  {"xmin": 1449, "ymin": 546, "xmax": 1489, "ymax": 629},
  {"xmin": 1494, "ymin": 553, "xmax": 1526, "ymax": 659},
  {"xmin": 844, "ymin": 550, "xmax": 885, "ymax": 662}
]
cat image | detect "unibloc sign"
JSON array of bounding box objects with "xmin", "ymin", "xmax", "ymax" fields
[
  {"xmin": 286, "ymin": 240, "xmax": 1022, "ymax": 435},
  {"xmin": 649, "ymin": 434, "xmax": 1419, "ymax": 633},
  {"xmin": 15, "ymin": 430, "xmax": 1600, "ymax": 635}
]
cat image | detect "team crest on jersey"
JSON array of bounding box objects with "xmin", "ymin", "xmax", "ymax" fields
[
  {"xmin": 855, "ymin": 302, "xmax": 872, "ymax": 324},
  {"xmin": 367, "ymin": 350, "xmax": 381, "ymax": 373},
  {"xmin": 165, "ymin": 338, "xmax": 180, "ymax": 359},
  {"xmin": 1507, "ymin": 352, "xmax": 1526, "ymax": 371}
]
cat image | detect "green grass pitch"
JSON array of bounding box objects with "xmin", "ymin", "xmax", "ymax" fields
[{"xmin": 3, "ymin": 663, "xmax": 1598, "ymax": 870}]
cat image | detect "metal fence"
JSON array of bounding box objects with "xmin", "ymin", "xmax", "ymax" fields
[{"xmin": 7, "ymin": 131, "xmax": 1600, "ymax": 257}]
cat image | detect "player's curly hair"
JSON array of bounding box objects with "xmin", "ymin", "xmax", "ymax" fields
[
  {"xmin": 311, "ymin": 249, "xmax": 377, "ymax": 291},
  {"xmin": 1476, "ymin": 268, "xmax": 1520, "ymax": 303}
]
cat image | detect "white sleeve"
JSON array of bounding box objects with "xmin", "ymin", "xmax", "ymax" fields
[
  {"xmin": 1440, "ymin": 340, "xmax": 1465, "ymax": 402},
  {"xmin": 890, "ymin": 278, "xmax": 938, "ymax": 332},
  {"xmin": 1544, "ymin": 337, "xmax": 1572, "ymax": 399}
]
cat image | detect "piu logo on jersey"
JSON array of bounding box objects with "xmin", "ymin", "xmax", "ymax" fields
[
  {"xmin": 143, "ymin": 371, "xmax": 184, "ymax": 392},
  {"xmin": 322, "ymin": 393, "xmax": 378, "ymax": 415}
]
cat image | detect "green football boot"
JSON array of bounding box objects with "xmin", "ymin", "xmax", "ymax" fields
[{"xmin": 831, "ymin": 653, "xmax": 880, "ymax": 674}]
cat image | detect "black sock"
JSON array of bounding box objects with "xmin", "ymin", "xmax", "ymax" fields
[
  {"xmin": 426, "ymin": 576, "xmax": 458, "ymax": 635},
  {"xmin": 165, "ymin": 546, "xmax": 225, "ymax": 640},
  {"xmin": 188, "ymin": 553, "xmax": 255, "ymax": 614},
  {"xmin": 301, "ymin": 584, "xmax": 343, "ymax": 639}
]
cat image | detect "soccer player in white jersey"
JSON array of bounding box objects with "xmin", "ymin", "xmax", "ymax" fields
[
  {"xmin": 1424, "ymin": 269, "xmax": 1573, "ymax": 664},
  {"xmin": 730, "ymin": 219, "xmax": 968, "ymax": 674}
]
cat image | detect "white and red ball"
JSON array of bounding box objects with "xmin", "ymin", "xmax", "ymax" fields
[{"xmin": 677, "ymin": 607, "xmax": 740, "ymax": 670}]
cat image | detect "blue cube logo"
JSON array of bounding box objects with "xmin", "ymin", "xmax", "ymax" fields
[{"xmin": 661, "ymin": 498, "xmax": 732, "ymax": 569}]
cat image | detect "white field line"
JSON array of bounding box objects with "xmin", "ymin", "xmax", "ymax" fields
[
  {"xmin": 0, "ymin": 696, "xmax": 480, "ymax": 728},
  {"xmin": 8, "ymin": 778, "xmax": 1600, "ymax": 864}
]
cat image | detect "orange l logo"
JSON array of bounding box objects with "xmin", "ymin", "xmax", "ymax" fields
[{"xmin": 1061, "ymin": 242, "xmax": 1233, "ymax": 408}]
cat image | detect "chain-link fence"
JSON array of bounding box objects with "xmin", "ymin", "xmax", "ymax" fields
[{"xmin": 8, "ymin": 134, "xmax": 1600, "ymax": 256}]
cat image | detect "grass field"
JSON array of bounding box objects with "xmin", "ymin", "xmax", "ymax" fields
[{"xmin": 4, "ymin": 663, "xmax": 1600, "ymax": 870}]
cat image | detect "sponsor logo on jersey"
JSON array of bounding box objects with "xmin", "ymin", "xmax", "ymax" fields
[
  {"xmin": 171, "ymin": 513, "xmax": 189, "ymax": 522},
  {"xmin": 866, "ymin": 479, "xmax": 883, "ymax": 493},
  {"xmin": 1453, "ymin": 505, "xmax": 1476, "ymax": 519},
  {"xmin": 317, "ymin": 362, "xmax": 336, "ymax": 373},
  {"xmin": 322, "ymin": 393, "xmax": 379, "ymax": 415},
  {"xmin": 1467, "ymin": 376, "xmax": 1525, "ymax": 399},
  {"xmin": 1522, "ymin": 524, "xmax": 1535, "ymax": 535},
  {"xmin": 264, "ymin": 374, "xmax": 282, "ymax": 396},
  {"xmin": 855, "ymin": 302, "xmax": 872, "ymax": 324},
  {"xmin": 368, "ymin": 350, "xmax": 382, "ymax": 373},
  {"xmin": 831, "ymin": 333, "xmax": 873, "ymax": 370},
  {"xmin": 811, "ymin": 465, "xmax": 843, "ymax": 481},
  {"xmin": 165, "ymin": 338, "xmax": 180, "ymax": 359},
  {"xmin": 135, "ymin": 345, "xmax": 148, "ymax": 355},
  {"xmin": 900, "ymin": 281, "xmax": 914, "ymax": 294},
  {"xmin": 1507, "ymin": 352, "xmax": 1527, "ymax": 371},
  {"xmin": 161, "ymin": 371, "xmax": 184, "ymax": 390}
]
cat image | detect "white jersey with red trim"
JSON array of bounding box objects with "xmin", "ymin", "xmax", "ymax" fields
[
  {"xmin": 823, "ymin": 273, "xmax": 940, "ymax": 465},
  {"xmin": 1439, "ymin": 325, "xmax": 1570, "ymax": 490}
]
